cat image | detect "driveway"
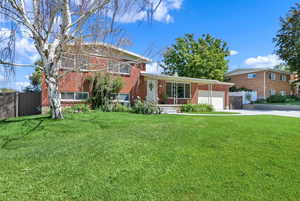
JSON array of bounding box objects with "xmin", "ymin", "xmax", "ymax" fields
[
  {"xmin": 177, "ymin": 110, "xmax": 300, "ymax": 118},
  {"xmin": 228, "ymin": 109, "xmax": 300, "ymax": 118}
]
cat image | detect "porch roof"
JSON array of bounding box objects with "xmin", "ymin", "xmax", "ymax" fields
[{"xmin": 141, "ymin": 72, "xmax": 234, "ymax": 86}]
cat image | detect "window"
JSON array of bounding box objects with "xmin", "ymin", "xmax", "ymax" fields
[
  {"xmin": 108, "ymin": 62, "xmax": 131, "ymax": 74},
  {"xmin": 269, "ymin": 89, "xmax": 276, "ymax": 96},
  {"xmin": 280, "ymin": 74, "xmax": 287, "ymax": 81},
  {"xmin": 247, "ymin": 73, "xmax": 256, "ymax": 79},
  {"xmin": 280, "ymin": 91, "xmax": 286, "ymax": 96},
  {"xmin": 269, "ymin": 72, "xmax": 276, "ymax": 80},
  {"xmin": 61, "ymin": 54, "xmax": 89, "ymax": 70},
  {"xmin": 166, "ymin": 82, "xmax": 191, "ymax": 99},
  {"xmin": 61, "ymin": 92, "xmax": 89, "ymax": 101},
  {"xmin": 112, "ymin": 93, "xmax": 130, "ymax": 106}
]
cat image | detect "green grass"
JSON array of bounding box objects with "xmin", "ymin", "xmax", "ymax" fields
[{"xmin": 1, "ymin": 112, "xmax": 300, "ymax": 201}]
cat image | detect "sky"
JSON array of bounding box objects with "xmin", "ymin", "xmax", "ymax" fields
[{"xmin": 0, "ymin": 0, "xmax": 299, "ymax": 91}]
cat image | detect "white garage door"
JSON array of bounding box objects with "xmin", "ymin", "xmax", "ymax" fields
[{"xmin": 198, "ymin": 90, "xmax": 225, "ymax": 110}]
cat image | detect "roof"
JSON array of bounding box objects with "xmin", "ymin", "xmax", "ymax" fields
[
  {"xmin": 226, "ymin": 68, "xmax": 291, "ymax": 76},
  {"xmin": 76, "ymin": 42, "xmax": 151, "ymax": 63},
  {"xmin": 141, "ymin": 72, "xmax": 234, "ymax": 86}
]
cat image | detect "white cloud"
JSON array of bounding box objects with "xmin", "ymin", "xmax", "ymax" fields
[
  {"xmin": 245, "ymin": 54, "xmax": 283, "ymax": 68},
  {"xmin": 146, "ymin": 62, "xmax": 163, "ymax": 73},
  {"xmin": 15, "ymin": 81, "xmax": 30, "ymax": 91},
  {"xmin": 230, "ymin": 50, "xmax": 239, "ymax": 56},
  {"xmin": 25, "ymin": 74, "xmax": 31, "ymax": 80},
  {"xmin": 15, "ymin": 32, "xmax": 39, "ymax": 63},
  {"xmin": 0, "ymin": 74, "xmax": 4, "ymax": 81},
  {"xmin": 0, "ymin": 27, "xmax": 11, "ymax": 38},
  {"xmin": 115, "ymin": 0, "xmax": 183, "ymax": 24}
]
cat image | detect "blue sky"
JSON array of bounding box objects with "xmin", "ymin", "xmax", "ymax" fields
[{"xmin": 0, "ymin": 0, "xmax": 298, "ymax": 90}]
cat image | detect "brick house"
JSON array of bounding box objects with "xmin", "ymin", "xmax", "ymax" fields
[
  {"xmin": 225, "ymin": 68, "xmax": 300, "ymax": 99},
  {"xmin": 42, "ymin": 43, "xmax": 234, "ymax": 111}
]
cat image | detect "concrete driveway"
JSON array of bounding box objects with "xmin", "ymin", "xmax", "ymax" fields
[
  {"xmin": 224, "ymin": 109, "xmax": 300, "ymax": 118},
  {"xmin": 177, "ymin": 110, "xmax": 300, "ymax": 118}
]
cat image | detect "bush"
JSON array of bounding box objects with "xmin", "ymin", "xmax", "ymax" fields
[
  {"xmin": 180, "ymin": 104, "xmax": 214, "ymax": 113},
  {"xmin": 99, "ymin": 103, "xmax": 130, "ymax": 112},
  {"xmin": 63, "ymin": 104, "xmax": 91, "ymax": 114},
  {"xmin": 266, "ymin": 95, "xmax": 297, "ymax": 103},
  {"xmin": 131, "ymin": 97, "xmax": 161, "ymax": 114},
  {"xmin": 254, "ymin": 99, "xmax": 268, "ymax": 104},
  {"xmin": 180, "ymin": 104, "xmax": 194, "ymax": 112},
  {"xmin": 87, "ymin": 73, "xmax": 123, "ymax": 110},
  {"xmin": 112, "ymin": 103, "xmax": 130, "ymax": 112}
]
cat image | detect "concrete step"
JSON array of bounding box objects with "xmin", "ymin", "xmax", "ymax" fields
[{"xmin": 159, "ymin": 106, "xmax": 179, "ymax": 114}]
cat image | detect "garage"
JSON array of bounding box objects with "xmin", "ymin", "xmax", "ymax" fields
[{"xmin": 198, "ymin": 90, "xmax": 225, "ymax": 110}]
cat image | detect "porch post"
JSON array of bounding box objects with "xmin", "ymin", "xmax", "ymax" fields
[{"xmin": 173, "ymin": 80, "xmax": 176, "ymax": 104}]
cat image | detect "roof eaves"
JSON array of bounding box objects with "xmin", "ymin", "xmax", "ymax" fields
[{"xmin": 80, "ymin": 42, "xmax": 152, "ymax": 63}]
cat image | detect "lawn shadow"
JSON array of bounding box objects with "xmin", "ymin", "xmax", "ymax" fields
[
  {"xmin": 0, "ymin": 115, "xmax": 50, "ymax": 125},
  {"xmin": 0, "ymin": 119, "xmax": 44, "ymax": 150}
]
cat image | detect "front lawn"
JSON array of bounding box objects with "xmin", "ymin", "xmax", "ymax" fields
[{"xmin": 1, "ymin": 112, "xmax": 300, "ymax": 201}]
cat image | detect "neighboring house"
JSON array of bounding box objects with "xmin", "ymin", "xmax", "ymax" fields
[
  {"xmin": 42, "ymin": 43, "xmax": 234, "ymax": 111},
  {"xmin": 225, "ymin": 68, "xmax": 298, "ymax": 99}
]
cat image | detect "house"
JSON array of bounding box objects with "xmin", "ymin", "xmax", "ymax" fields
[
  {"xmin": 225, "ymin": 68, "xmax": 299, "ymax": 99},
  {"xmin": 41, "ymin": 43, "xmax": 234, "ymax": 112}
]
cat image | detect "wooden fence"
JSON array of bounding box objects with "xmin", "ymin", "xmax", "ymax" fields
[{"xmin": 0, "ymin": 92, "xmax": 41, "ymax": 120}]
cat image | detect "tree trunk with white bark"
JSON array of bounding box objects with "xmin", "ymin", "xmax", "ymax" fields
[{"xmin": 47, "ymin": 76, "xmax": 63, "ymax": 119}]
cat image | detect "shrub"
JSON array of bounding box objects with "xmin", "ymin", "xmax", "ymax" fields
[
  {"xmin": 266, "ymin": 95, "xmax": 286, "ymax": 103},
  {"xmin": 87, "ymin": 73, "xmax": 123, "ymax": 110},
  {"xmin": 180, "ymin": 104, "xmax": 214, "ymax": 113},
  {"xmin": 99, "ymin": 103, "xmax": 130, "ymax": 112},
  {"xmin": 131, "ymin": 97, "xmax": 161, "ymax": 114},
  {"xmin": 112, "ymin": 103, "xmax": 130, "ymax": 112},
  {"xmin": 254, "ymin": 99, "xmax": 268, "ymax": 104},
  {"xmin": 63, "ymin": 104, "xmax": 91, "ymax": 114},
  {"xmin": 180, "ymin": 104, "xmax": 194, "ymax": 112}
]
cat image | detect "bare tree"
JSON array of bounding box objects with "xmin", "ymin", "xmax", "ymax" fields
[{"xmin": 0, "ymin": 0, "xmax": 161, "ymax": 119}]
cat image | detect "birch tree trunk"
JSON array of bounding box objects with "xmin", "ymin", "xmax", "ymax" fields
[
  {"xmin": 45, "ymin": 58, "xmax": 64, "ymax": 119},
  {"xmin": 47, "ymin": 76, "xmax": 63, "ymax": 119}
]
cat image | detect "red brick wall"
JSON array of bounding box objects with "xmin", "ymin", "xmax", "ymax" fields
[
  {"xmin": 227, "ymin": 71, "xmax": 292, "ymax": 99},
  {"xmin": 42, "ymin": 57, "xmax": 146, "ymax": 107}
]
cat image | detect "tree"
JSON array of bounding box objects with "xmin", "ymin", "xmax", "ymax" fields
[
  {"xmin": 0, "ymin": 0, "xmax": 161, "ymax": 119},
  {"xmin": 161, "ymin": 34, "xmax": 230, "ymax": 81},
  {"xmin": 274, "ymin": 64, "xmax": 290, "ymax": 71},
  {"xmin": 24, "ymin": 60, "xmax": 42, "ymax": 92},
  {"xmin": 274, "ymin": 3, "xmax": 300, "ymax": 75}
]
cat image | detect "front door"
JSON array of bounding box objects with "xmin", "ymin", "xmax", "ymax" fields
[{"xmin": 146, "ymin": 80, "xmax": 158, "ymax": 102}]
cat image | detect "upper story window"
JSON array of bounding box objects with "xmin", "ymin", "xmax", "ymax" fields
[
  {"xmin": 108, "ymin": 61, "xmax": 131, "ymax": 74},
  {"xmin": 60, "ymin": 54, "xmax": 89, "ymax": 70},
  {"xmin": 269, "ymin": 72, "xmax": 276, "ymax": 80},
  {"xmin": 247, "ymin": 73, "xmax": 256, "ymax": 79},
  {"xmin": 61, "ymin": 92, "xmax": 89, "ymax": 101},
  {"xmin": 280, "ymin": 74, "xmax": 287, "ymax": 81},
  {"xmin": 166, "ymin": 82, "xmax": 191, "ymax": 99}
]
